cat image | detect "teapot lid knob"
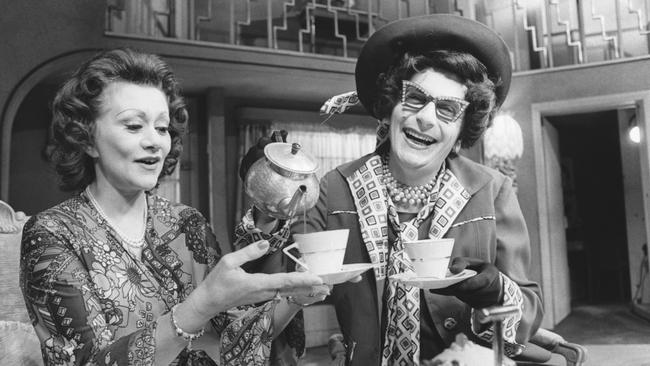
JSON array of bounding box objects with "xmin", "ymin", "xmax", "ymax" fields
[{"xmin": 264, "ymin": 142, "xmax": 319, "ymax": 174}]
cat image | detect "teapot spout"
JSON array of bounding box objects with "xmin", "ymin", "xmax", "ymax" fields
[{"xmin": 279, "ymin": 185, "xmax": 308, "ymax": 219}]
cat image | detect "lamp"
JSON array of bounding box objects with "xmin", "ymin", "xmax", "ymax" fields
[
  {"xmin": 629, "ymin": 114, "xmax": 641, "ymax": 144},
  {"xmin": 629, "ymin": 126, "xmax": 641, "ymax": 144},
  {"xmin": 483, "ymin": 113, "xmax": 524, "ymax": 191}
]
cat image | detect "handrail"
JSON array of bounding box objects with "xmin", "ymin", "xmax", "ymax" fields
[{"xmin": 105, "ymin": 0, "xmax": 650, "ymax": 71}]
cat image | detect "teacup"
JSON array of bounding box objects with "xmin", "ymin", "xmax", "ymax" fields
[
  {"xmin": 282, "ymin": 229, "xmax": 349, "ymax": 274},
  {"xmin": 401, "ymin": 238, "xmax": 455, "ymax": 278}
]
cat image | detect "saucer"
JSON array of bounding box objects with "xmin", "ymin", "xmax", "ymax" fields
[
  {"xmin": 316, "ymin": 263, "xmax": 380, "ymax": 284},
  {"xmin": 390, "ymin": 269, "xmax": 477, "ymax": 289}
]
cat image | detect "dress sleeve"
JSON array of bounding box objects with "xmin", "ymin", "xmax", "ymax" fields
[
  {"xmin": 20, "ymin": 216, "xmax": 158, "ymax": 365},
  {"xmin": 232, "ymin": 207, "xmax": 292, "ymax": 255},
  {"xmin": 471, "ymin": 177, "xmax": 544, "ymax": 356},
  {"xmin": 189, "ymin": 211, "xmax": 278, "ymax": 366},
  {"xmin": 228, "ymin": 181, "xmax": 333, "ymax": 363}
]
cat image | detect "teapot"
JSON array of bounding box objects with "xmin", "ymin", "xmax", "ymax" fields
[{"xmin": 244, "ymin": 140, "xmax": 320, "ymax": 220}]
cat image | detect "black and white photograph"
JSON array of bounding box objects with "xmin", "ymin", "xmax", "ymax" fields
[{"xmin": 1, "ymin": 1, "xmax": 650, "ymax": 365}]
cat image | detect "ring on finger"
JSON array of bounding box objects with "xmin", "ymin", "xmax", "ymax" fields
[{"xmin": 273, "ymin": 289, "xmax": 282, "ymax": 302}]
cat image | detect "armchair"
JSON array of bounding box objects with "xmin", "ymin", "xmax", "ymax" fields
[
  {"xmin": 515, "ymin": 327, "xmax": 587, "ymax": 366},
  {"xmin": 478, "ymin": 305, "xmax": 587, "ymax": 366},
  {"xmin": 326, "ymin": 328, "xmax": 587, "ymax": 366},
  {"xmin": 0, "ymin": 201, "xmax": 42, "ymax": 365},
  {"xmin": 325, "ymin": 322, "xmax": 587, "ymax": 366}
]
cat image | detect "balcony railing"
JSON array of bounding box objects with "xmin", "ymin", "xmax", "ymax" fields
[{"xmin": 106, "ymin": 0, "xmax": 650, "ymax": 71}]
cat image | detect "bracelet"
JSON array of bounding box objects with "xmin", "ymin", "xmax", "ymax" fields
[
  {"xmin": 286, "ymin": 296, "xmax": 312, "ymax": 307},
  {"xmin": 170, "ymin": 303, "xmax": 205, "ymax": 350}
]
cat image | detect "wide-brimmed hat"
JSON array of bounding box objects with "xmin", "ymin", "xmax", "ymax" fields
[{"xmin": 355, "ymin": 14, "xmax": 512, "ymax": 119}]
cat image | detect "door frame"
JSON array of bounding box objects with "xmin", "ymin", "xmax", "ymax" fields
[
  {"xmin": 531, "ymin": 91, "xmax": 650, "ymax": 327},
  {"xmin": 540, "ymin": 119, "xmax": 571, "ymax": 325}
]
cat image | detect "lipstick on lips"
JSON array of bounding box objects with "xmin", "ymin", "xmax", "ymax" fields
[{"xmin": 135, "ymin": 156, "xmax": 161, "ymax": 167}]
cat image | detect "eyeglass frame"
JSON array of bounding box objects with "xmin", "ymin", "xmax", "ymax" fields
[{"xmin": 400, "ymin": 80, "xmax": 470, "ymax": 124}]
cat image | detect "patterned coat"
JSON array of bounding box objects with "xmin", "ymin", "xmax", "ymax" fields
[
  {"xmin": 20, "ymin": 192, "xmax": 275, "ymax": 365},
  {"xmin": 300, "ymin": 153, "xmax": 544, "ymax": 365}
]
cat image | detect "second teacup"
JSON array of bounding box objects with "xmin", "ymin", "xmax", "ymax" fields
[
  {"xmin": 283, "ymin": 229, "xmax": 349, "ymax": 274},
  {"xmin": 403, "ymin": 238, "xmax": 455, "ymax": 278}
]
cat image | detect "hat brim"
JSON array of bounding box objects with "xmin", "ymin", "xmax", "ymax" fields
[{"xmin": 355, "ymin": 14, "xmax": 512, "ymax": 119}]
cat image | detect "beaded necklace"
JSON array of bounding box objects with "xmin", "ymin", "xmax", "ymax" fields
[
  {"xmin": 85, "ymin": 186, "xmax": 147, "ymax": 249},
  {"xmin": 381, "ymin": 155, "xmax": 442, "ymax": 212}
]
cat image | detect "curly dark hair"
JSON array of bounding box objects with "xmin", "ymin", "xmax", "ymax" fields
[
  {"xmin": 373, "ymin": 50, "xmax": 498, "ymax": 152},
  {"xmin": 46, "ymin": 47, "xmax": 188, "ymax": 191}
]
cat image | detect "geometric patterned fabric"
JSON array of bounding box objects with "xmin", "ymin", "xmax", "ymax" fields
[
  {"xmin": 346, "ymin": 155, "xmax": 470, "ymax": 365},
  {"xmin": 233, "ymin": 209, "xmax": 292, "ymax": 254},
  {"xmin": 472, "ymin": 273, "xmax": 525, "ymax": 357},
  {"xmin": 232, "ymin": 209, "xmax": 307, "ymax": 358},
  {"xmin": 20, "ymin": 193, "xmax": 276, "ymax": 365}
]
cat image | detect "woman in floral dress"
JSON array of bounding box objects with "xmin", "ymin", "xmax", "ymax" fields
[{"xmin": 20, "ymin": 48, "xmax": 328, "ymax": 365}]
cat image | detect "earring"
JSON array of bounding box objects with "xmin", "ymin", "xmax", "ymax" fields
[
  {"xmin": 376, "ymin": 119, "xmax": 390, "ymax": 146},
  {"xmin": 453, "ymin": 140, "xmax": 461, "ymax": 154}
]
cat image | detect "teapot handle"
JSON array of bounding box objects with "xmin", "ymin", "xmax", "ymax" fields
[{"xmin": 282, "ymin": 243, "xmax": 310, "ymax": 271}]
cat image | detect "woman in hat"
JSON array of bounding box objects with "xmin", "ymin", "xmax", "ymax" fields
[
  {"xmin": 237, "ymin": 14, "xmax": 543, "ymax": 365},
  {"xmin": 20, "ymin": 48, "xmax": 330, "ymax": 365}
]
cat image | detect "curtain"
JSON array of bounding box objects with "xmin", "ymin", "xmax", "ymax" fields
[
  {"xmin": 235, "ymin": 121, "xmax": 376, "ymax": 221},
  {"xmin": 271, "ymin": 122, "xmax": 376, "ymax": 178}
]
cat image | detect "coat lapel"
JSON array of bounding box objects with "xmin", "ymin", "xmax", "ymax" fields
[
  {"xmin": 427, "ymin": 169, "xmax": 471, "ymax": 239},
  {"xmin": 339, "ymin": 154, "xmax": 491, "ymax": 278},
  {"xmin": 341, "ymin": 154, "xmax": 390, "ymax": 279}
]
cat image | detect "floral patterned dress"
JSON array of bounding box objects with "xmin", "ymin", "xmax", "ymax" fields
[{"xmin": 20, "ymin": 192, "xmax": 275, "ymax": 365}]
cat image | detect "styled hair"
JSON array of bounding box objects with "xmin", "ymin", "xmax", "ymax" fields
[
  {"xmin": 373, "ymin": 50, "xmax": 498, "ymax": 153},
  {"xmin": 47, "ymin": 47, "xmax": 188, "ymax": 191}
]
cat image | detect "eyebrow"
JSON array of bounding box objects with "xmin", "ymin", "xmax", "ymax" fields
[
  {"xmin": 115, "ymin": 109, "xmax": 170, "ymax": 122},
  {"xmin": 403, "ymin": 81, "xmax": 467, "ymax": 102},
  {"xmin": 115, "ymin": 109, "xmax": 143, "ymax": 118}
]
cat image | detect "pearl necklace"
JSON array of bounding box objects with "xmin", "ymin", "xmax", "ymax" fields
[
  {"xmin": 85, "ymin": 186, "xmax": 147, "ymax": 249},
  {"xmin": 382, "ymin": 157, "xmax": 441, "ymax": 211}
]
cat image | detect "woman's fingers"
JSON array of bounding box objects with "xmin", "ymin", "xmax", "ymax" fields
[
  {"xmin": 348, "ymin": 275, "xmax": 363, "ymax": 283},
  {"xmin": 283, "ymin": 284, "xmax": 331, "ymax": 306},
  {"xmin": 253, "ymin": 271, "xmax": 323, "ymax": 291},
  {"xmin": 201, "ymin": 246, "xmax": 333, "ymax": 310},
  {"xmin": 282, "ymin": 284, "xmax": 331, "ymax": 298},
  {"xmin": 221, "ymin": 240, "xmax": 270, "ymax": 269}
]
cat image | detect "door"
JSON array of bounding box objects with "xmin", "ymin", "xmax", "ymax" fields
[{"xmin": 543, "ymin": 118, "xmax": 572, "ymax": 324}]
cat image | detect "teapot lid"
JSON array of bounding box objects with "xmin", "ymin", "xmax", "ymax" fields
[{"xmin": 264, "ymin": 142, "xmax": 319, "ymax": 175}]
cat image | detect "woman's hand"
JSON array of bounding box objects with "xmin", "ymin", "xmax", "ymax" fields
[
  {"xmin": 429, "ymin": 257, "xmax": 502, "ymax": 309},
  {"xmin": 287, "ymin": 286, "xmax": 331, "ymax": 307},
  {"xmin": 186, "ymin": 240, "xmax": 325, "ymax": 323},
  {"xmin": 238, "ymin": 130, "xmax": 288, "ymax": 181},
  {"xmin": 286, "ymin": 265, "xmax": 333, "ymax": 306},
  {"xmin": 285, "ymin": 266, "xmax": 363, "ymax": 307}
]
